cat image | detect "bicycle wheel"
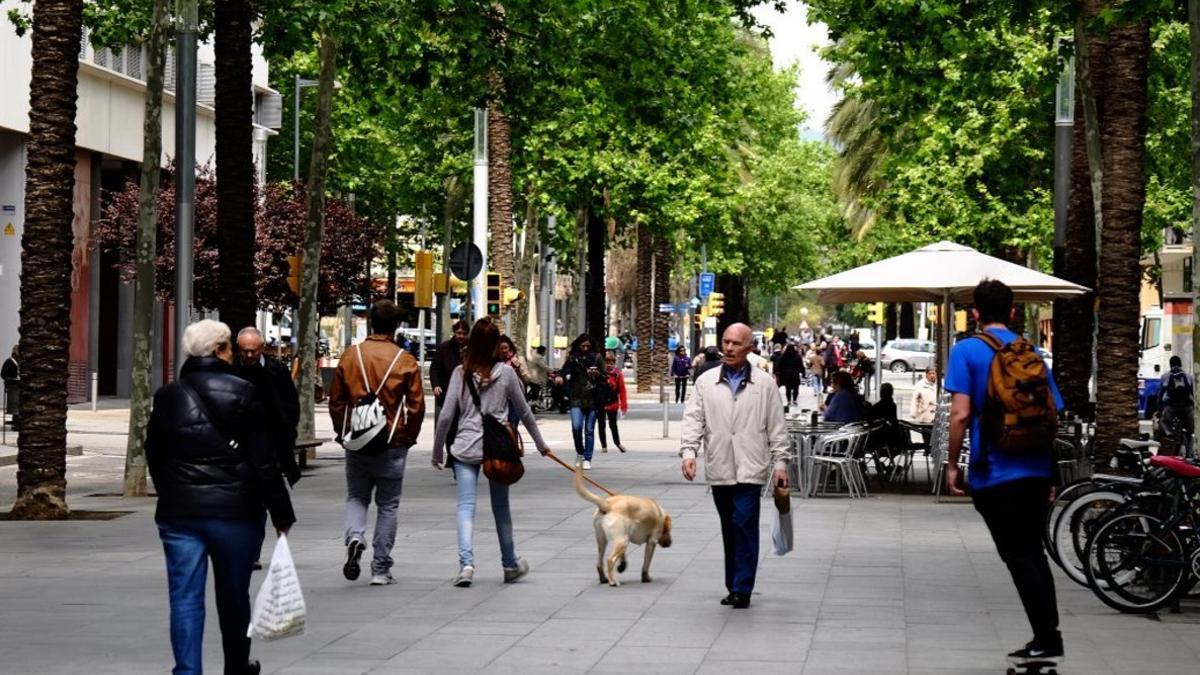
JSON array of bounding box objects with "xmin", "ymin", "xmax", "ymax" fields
[
  {"xmin": 1045, "ymin": 479, "xmax": 1104, "ymax": 565},
  {"xmin": 1053, "ymin": 489, "xmax": 1130, "ymax": 586},
  {"xmin": 1084, "ymin": 512, "xmax": 1190, "ymax": 614}
]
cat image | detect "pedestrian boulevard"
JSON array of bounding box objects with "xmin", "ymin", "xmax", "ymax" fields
[{"xmin": 1, "ymin": 410, "xmax": 1199, "ymax": 674}]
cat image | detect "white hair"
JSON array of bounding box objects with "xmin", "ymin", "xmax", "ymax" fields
[
  {"xmin": 237, "ymin": 326, "xmax": 264, "ymax": 344},
  {"xmin": 183, "ymin": 319, "xmax": 232, "ymax": 358}
]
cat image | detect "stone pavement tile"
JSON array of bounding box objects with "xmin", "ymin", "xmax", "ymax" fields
[
  {"xmin": 377, "ymin": 632, "xmax": 521, "ymax": 672},
  {"xmin": 436, "ymin": 619, "xmax": 542, "ymax": 638},
  {"xmin": 705, "ymin": 620, "xmax": 812, "ymax": 662},
  {"xmin": 904, "ymin": 648, "xmax": 1006, "ymax": 671},
  {"xmin": 801, "ymin": 646, "xmax": 904, "ymax": 673},
  {"xmin": 275, "ymin": 656, "xmax": 384, "ymax": 674},
  {"xmin": 589, "ymin": 645, "xmax": 706, "ymax": 674},
  {"xmin": 696, "ymin": 660, "xmax": 804, "ymax": 675},
  {"xmin": 617, "ymin": 617, "xmax": 726, "ymax": 649},
  {"xmin": 553, "ymin": 584, "xmax": 667, "ymax": 620},
  {"xmin": 483, "ymin": 645, "xmax": 610, "ymax": 674},
  {"xmin": 517, "ymin": 617, "xmax": 635, "ymax": 648}
]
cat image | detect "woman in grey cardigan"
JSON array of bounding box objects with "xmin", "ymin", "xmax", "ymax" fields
[{"xmin": 432, "ymin": 318, "xmax": 551, "ymax": 587}]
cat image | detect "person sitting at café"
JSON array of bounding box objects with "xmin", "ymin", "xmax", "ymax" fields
[{"xmin": 822, "ymin": 370, "xmax": 866, "ymax": 423}]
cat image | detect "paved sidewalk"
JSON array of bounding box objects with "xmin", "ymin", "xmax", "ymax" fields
[{"xmin": 2, "ymin": 404, "xmax": 1199, "ymax": 674}]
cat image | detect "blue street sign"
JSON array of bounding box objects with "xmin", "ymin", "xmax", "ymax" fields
[
  {"xmin": 658, "ymin": 303, "xmax": 675, "ymax": 313},
  {"xmin": 699, "ymin": 272, "xmax": 715, "ymax": 298}
]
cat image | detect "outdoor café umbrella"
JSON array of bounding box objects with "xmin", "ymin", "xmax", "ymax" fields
[{"xmin": 794, "ymin": 241, "xmax": 1090, "ymax": 378}]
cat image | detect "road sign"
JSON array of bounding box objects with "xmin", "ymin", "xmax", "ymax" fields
[
  {"xmin": 449, "ymin": 243, "xmax": 483, "ymax": 281},
  {"xmin": 699, "ymin": 272, "xmax": 715, "ymax": 298},
  {"xmin": 658, "ymin": 303, "xmax": 675, "ymax": 313}
]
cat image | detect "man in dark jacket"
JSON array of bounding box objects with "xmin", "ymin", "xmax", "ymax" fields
[
  {"xmin": 430, "ymin": 319, "xmax": 469, "ymax": 415},
  {"xmin": 236, "ymin": 327, "xmax": 301, "ymax": 486},
  {"xmin": 2, "ymin": 345, "xmax": 18, "ymax": 427},
  {"xmin": 147, "ymin": 319, "xmax": 295, "ymax": 675}
]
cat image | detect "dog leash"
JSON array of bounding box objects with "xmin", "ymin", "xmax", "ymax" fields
[{"xmin": 544, "ymin": 451, "xmax": 617, "ymax": 496}]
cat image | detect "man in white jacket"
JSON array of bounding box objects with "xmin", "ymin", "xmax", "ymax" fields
[{"xmin": 680, "ymin": 323, "xmax": 790, "ymax": 609}]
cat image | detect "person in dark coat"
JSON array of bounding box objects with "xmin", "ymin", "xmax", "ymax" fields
[
  {"xmin": 773, "ymin": 343, "xmax": 805, "ymax": 407},
  {"xmin": 430, "ymin": 319, "xmax": 469, "ymax": 415},
  {"xmin": 556, "ymin": 333, "xmax": 601, "ymax": 468},
  {"xmin": 2, "ymin": 345, "xmax": 18, "ymax": 426},
  {"xmin": 147, "ymin": 320, "xmax": 296, "ymax": 675},
  {"xmin": 236, "ymin": 327, "xmax": 301, "ymax": 487},
  {"xmin": 694, "ymin": 346, "xmax": 723, "ymax": 382}
]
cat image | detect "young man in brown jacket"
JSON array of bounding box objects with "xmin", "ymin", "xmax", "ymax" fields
[{"xmin": 328, "ymin": 300, "xmax": 425, "ymax": 586}]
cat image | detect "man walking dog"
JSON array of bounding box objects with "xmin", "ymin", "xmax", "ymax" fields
[{"xmin": 680, "ymin": 323, "xmax": 789, "ymax": 609}]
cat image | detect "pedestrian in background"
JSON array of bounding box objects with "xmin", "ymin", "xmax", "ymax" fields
[
  {"xmin": 431, "ymin": 318, "xmax": 552, "ymax": 588},
  {"xmin": 147, "ymin": 319, "xmax": 296, "ymax": 675},
  {"xmin": 822, "ymin": 371, "xmax": 866, "ymax": 423},
  {"xmin": 909, "ymin": 367, "xmax": 939, "ymax": 423},
  {"xmin": 680, "ymin": 323, "xmax": 789, "ymax": 609},
  {"xmin": 328, "ymin": 300, "xmax": 425, "ymax": 586},
  {"xmin": 806, "ymin": 344, "xmax": 825, "ymax": 398},
  {"xmin": 236, "ymin": 327, "xmax": 301, "ymax": 487},
  {"xmin": 597, "ymin": 352, "xmax": 629, "ymax": 453},
  {"xmin": 671, "ymin": 345, "xmax": 692, "ymax": 403},
  {"xmin": 558, "ymin": 333, "xmax": 601, "ymax": 469},
  {"xmin": 694, "ymin": 345, "xmax": 723, "ymax": 382},
  {"xmin": 774, "ymin": 343, "xmax": 805, "ymax": 408},
  {"xmin": 2, "ymin": 344, "xmax": 18, "ymax": 427},
  {"xmin": 526, "ymin": 345, "xmax": 549, "ymax": 402},
  {"xmin": 430, "ymin": 319, "xmax": 469, "ymax": 416}
]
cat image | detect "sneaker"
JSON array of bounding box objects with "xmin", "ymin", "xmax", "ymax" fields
[
  {"xmin": 369, "ymin": 572, "xmax": 396, "ymax": 586},
  {"xmin": 342, "ymin": 539, "xmax": 366, "ymax": 581},
  {"xmin": 583, "ymin": 460, "xmax": 592, "ymax": 470},
  {"xmin": 575, "ymin": 455, "xmax": 584, "ymax": 467},
  {"xmin": 601, "ymin": 446, "xmax": 608, "ymax": 453},
  {"xmin": 1007, "ymin": 637, "xmax": 1063, "ymax": 665},
  {"xmin": 503, "ymin": 558, "xmax": 530, "ymax": 583},
  {"xmin": 453, "ymin": 566, "xmax": 475, "ymax": 588},
  {"xmin": 617, "ymin": 444, "xmax": 628, "ymax": 453}
]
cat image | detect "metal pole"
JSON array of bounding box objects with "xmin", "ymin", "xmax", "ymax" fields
[
  {"xmin": 661, "ymin": 353, "xmax": 669, "ymax": 439},
  {"xmin": 1052, "ymin": 49, "xmax": 1074, "ymax": 379},
  {"xmin": 173, "ymin": 0, "xmax": 198, "ymax": 377},
  {"xmin": 472, "ymin": 108, "xmax": 488, "ymax": 322},
  {"xmin": 293, "ymin": 74, "xmax": 300, "ymax": 183},
  {"xmin": 90, "ymin": 372, "xmax": 98, "ymax": 413}
]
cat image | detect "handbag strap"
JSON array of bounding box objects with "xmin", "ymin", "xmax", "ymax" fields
[
  {"xmin": 179, "ymin": 378, "xmax": 239, "ymax": 450},
  {"xmin": 464, "ymin": 372, "xmax": 483, "ymax": 408}
]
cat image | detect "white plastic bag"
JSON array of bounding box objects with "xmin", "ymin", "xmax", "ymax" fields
[
  {"xmin": 247, "ymin": 534, "xmax": 306, "ymax": 641},
  {"xmin": 770, "ymin": 505, "xmax": 793, "ymax": 556}
]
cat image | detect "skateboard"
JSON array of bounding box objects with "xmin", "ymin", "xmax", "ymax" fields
[{"xmin": 1006, "ymin": 659, "xmax": 1059, "ymax": 675}]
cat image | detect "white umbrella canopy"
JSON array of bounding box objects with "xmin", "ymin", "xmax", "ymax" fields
[{"xmin": 795, "ymin": 241, "xmax": 1089, "ymax": 304}]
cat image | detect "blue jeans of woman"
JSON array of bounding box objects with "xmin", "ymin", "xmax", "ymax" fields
[
  {"xmin": 570, "ymin": 407, "xmax": 597, "ymax": 460},
  {"xmin": 453, "ymin": 462, "xmax": 517, "ymax": 569},
  {"xmin": 810, "ymin": 374, "xmax": 823, "ymax": 397},
  {"xmin": 158, "ymin": 517, "xmax": 264, "ymax": 675}
]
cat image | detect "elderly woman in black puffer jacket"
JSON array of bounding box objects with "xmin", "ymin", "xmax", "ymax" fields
[{"xmin": 146, "ymin": 319, "xmax": 296, "ymax": 675}]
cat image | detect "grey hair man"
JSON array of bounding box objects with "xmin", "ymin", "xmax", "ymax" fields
[
  {"xmin": 236, "ymin": 327, "xmax": 301, "ymax": 488},
  {"xmin": 680, "ymin": 322, "xmax": 790, "ymax": 609}
]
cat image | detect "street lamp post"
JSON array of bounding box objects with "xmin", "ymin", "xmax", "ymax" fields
[
  {"xmin": 293, "ymin": 76, "xmax": 319, "ymax": 183},
  {"xmin": 174, "ymin": 0, "xmax": 198, "ymax": 377},
  {"xmin": 472, "ymin": 108, "xmax": 489, "ymax": 322},
  {"xmin": 1051, "ymin": 44, "xmax": 1074, "ymax": 378}
]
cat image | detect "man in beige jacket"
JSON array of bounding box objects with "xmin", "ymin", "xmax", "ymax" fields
[{"xmin": 681, "ymin": 323, "xmax": 790, "ymax": 609}]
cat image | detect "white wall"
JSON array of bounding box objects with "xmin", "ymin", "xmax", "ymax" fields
[{"xmin": 0, "ymin": 131, "xmax": 22, "ymax": 403}]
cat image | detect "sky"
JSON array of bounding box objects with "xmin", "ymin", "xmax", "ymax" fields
[{"xmin": 749, "ymin": 1, "xmax": 835, "ymax": 140}]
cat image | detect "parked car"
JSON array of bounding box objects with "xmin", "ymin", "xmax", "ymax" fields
[{"xmin": 880, "ymin": 339, "xmax": 936, "ymax": 373}]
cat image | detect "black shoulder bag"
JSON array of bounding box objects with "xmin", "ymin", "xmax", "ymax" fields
[{"xmin": 464, "ymin": 375, "xmax": 525, "ymax": 486}]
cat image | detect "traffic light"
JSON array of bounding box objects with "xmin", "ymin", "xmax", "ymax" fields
[
  {"xmin": 695, "ymin": 305, "xmax": 708, "ymax": 326},
  {"xmin": 708, "ymin": 292, "xmax": 725, "ymax": 316},
  {"xmin": 414, "ymin": 251, "xmax": 434, "ymax": 308},
  {"xmin": 286, "ymin": 253, "xmax": 303, "ymax": 296},
  {"xmin": 486, "ymin": 272, "xmax": 502, "ymax": 317},
  {"xmin": 867, "ymin": 302, "xmax": 885, "ymax": 325}
]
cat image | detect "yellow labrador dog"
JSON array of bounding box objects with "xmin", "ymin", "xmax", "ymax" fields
[{"xmin": 575, "ymin": 466, "xmax": 672, "ymax": 586}]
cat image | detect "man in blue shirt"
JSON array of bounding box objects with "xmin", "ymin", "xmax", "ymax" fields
[{"xmin": 945, "ymin": 280, "xmax": 1063, "ymax": 666}]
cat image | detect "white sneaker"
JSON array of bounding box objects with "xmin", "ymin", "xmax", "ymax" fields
[
  {"xmin": 575, "ymin": 455, "xmax": 584, "ymax": 467},
  {"xmin": 369, "ymin": 572, "xmax": 396, "ymax": 586},
  {"xmin": 453, "ymin": 566, "xmax": 475, "ymax": 587},
  {"xmin": 582, "ymin": 460, "xmax": 592, "ymax": 470}
]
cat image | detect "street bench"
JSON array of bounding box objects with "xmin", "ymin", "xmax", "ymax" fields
[{"xmin": 295, "ymin": 437, "xmax": 328, "ymax": 470}]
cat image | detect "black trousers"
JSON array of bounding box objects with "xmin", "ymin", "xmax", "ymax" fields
[
  {"xmin": 674, "ymin": 377, "xmax": 688, "ymax": 403},
  {"xmin": 972, "ymin": 477, "xmax": 1060, "ymax": 644},
  {"xmin": 597, "ymin": 409, "xmax": 621, "ymax": 448},
  {"xmin": 783, "ymin": 382, "xmax": 800, "ymax": 404}
]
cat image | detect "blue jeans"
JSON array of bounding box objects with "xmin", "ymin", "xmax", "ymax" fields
[
  {"xmin": 453, "ymin": 462, "xmax": 517, "ymax": 569},
  {"xmin": 344, "ymin": 446, "xmax": 408, "ymax": 575},
  {"xmin": 570, "ymin": 407, "xmax": 597, "ymax": 460},
  {"xmin": 711, "ymin": 484, "xmax": 761, "ymax": 595},
  {"xmin": 810, "ymin": 374, "xmax": 823, "ymax": 397},
  {"xmin": 158, "ymin": 517, "xmax": 264, "ymax": 675}
]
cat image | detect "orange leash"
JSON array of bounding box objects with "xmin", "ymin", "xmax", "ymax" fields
[{"xmin": 545, "ymin": 451, "xmax": 617, "ymax": 496}]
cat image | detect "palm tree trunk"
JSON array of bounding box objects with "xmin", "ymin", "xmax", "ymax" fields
[
  {"xmin": 635, "ymin": 222, "xmax": 653, "ymax": 392},
  {"xmin": 487, "ymin": 101, "xmax": 514, "ymax": 291},
  {"xmin": 1189, "ymin": 0, "xmax": 1200, "ymax": 437},
  {"xmin": 213, "ymin": 0, "xmax": 256, "ymax": 332},
  {"xmin": 586, "ymin": 206, "xmax": 606, "ymax": 348},
  {"xmin": 296, "ymin": 31, "xmax": 338, "ymax": 441},
  {"xmin": 1092, "ymin": 11, "xmax": 1150, "ymax": 469},
  {"xmin": 1055, "ymin": 42, "xmax": 1102, "ymax": 419},
  {"xmin": 513, "ymin": 195, "xmax": 537, "ymax": 351},
  {"xmin": 124, "ymin": 0, "xmax": 171, "ymax": 498},
  {"xmin": 12, "ymin": 0, "xmax": 84, "ymax": 520},
  {"xmin": 653, "ymin": 233, "xmax": 672, "ymax": 388}
]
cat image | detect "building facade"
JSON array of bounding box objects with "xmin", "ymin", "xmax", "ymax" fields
[{"xmin": 0, "ymin": 10, "xmax": 281, "ymax": 403}]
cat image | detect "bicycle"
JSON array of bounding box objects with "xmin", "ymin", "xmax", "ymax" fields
[{"xmin": 1082, "ymin": 455, "xmax": 1200, "ymax": 613}]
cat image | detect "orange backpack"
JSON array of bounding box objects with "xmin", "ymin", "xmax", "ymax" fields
[{"xmin": 975, "ymin": 332, "xmax": 1058, "ymax": 454}]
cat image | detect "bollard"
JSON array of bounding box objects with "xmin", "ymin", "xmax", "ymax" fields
[
  {"xmin": 91, "ymin": 372, "xmax": 98, "ymax": 413},
  {"xmin": 660, "ymin": 377, "xmax": 669, "ymax": 439}
]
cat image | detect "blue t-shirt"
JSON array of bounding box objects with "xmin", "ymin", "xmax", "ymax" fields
[{"xmin": 944, "ymin": 327, "xmax": 1063, "ymax": 491}]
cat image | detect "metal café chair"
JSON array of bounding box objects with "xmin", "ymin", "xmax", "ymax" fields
[{"xmin": 807, "ymin": 430, "xmax": 869, "ymax": 498}]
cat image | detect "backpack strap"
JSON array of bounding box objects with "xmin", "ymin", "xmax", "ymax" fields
[{"xmin": 974, "ymin": 331, "xmax": 1004, "ymax": 352}]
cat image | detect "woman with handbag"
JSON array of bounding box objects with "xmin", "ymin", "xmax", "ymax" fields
[{"xmin": 431, "ymin": 318, "xmax": 552, "ymax": 588}]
